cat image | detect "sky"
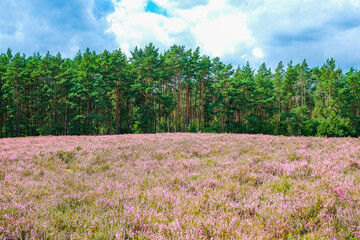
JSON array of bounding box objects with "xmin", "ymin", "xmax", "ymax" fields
[{"xmin": 1, "ymin": 0, "xmax": 360, "ymax": 70}]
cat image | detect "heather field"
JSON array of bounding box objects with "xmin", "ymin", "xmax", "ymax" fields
[{"xmin": 1, "ymin": 134, "xmax": 360, "ymax": 239}]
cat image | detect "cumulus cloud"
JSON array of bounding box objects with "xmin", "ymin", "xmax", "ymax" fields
[
  {"xmin": 244, "ymin": 0, "xmax": 360, "ymax": 68},
  {"xmin": 107, "ymin": 0, "xmax": 258, "ymax": 65},
  {"xmin": 107, "ymin": 0, "xmax": 360, "ymax": 69},
  {"xmin": 252, "ymin": 47, "xmax": 264, "ymax": 59},
  {"xmin": 0, "ymin": 0, "xmax": 116, "ymax": 57},
  {"xmin": 1, "ymin": 0, "xmax": 360, "ymax": 69},
  {"xmin": 108, "ymin": 0, "xmax": 165, "ymax": 53},
  {"xmin": 152, "ymin": 0, "xmax": 209, "ymax": 10},
  {"xmin": 178, "ymin": 0, "xmax": 254, "ymax": 58}
]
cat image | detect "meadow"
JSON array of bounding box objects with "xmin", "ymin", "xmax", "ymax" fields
[{"xmin": 1, "ymin": 133, "xmax": 360, "ymax": 239}]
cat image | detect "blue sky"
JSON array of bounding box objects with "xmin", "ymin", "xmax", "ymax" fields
[{"xmin": 1, "ymin": 0, "xmax": 360, "ymax": 70}]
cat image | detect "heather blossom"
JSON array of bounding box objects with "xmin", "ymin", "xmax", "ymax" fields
[{"xmin": 1, "ymin": 133, "xmax": 360, "ymax": 239}]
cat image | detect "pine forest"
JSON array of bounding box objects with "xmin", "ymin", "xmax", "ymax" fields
[{"xmin": 1, "ymin": 43, "xmax": 360, "ymax": 138}]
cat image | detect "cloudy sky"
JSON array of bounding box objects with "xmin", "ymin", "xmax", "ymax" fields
[{"xmin": 1, "ymin": 0, "xmax": 360, "ymax": 70}]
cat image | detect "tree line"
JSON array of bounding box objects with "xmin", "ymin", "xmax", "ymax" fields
[{"xmin": 1, "ymin": 43, "xmax": 360, "ymax": 138}]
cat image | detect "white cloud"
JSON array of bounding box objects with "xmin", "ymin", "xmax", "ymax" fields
[
  {"xmin": 243, "ymin": 0, "xmax": 360, "ymax": 68},
  {"xmin": 152, "ymin": 0, "xmax": 209, "ymax": 10},
  {"xmin": 107, "ymin": 0, "xmax": 174, "ymax": 54},
  {"xmin": 178, "ymin": 0, "xmax": 253, "ymax": 57},
  {"xmin": 105, "ymin": 0, "xmax": 360, "ymax": 69},
  {"xmin": 252, "ymin": 47, "xmax": 264, "ymax": 59},
  {"xmin": 118, "ymin": 0, "xmax": 147, "ymax": 11},
  {"xmin": 164, "ymin": 18, "xmax": 187, "ymax": 34},
  {"xmin": 107, "ymin": 0, "xmax": 255, "ymax": 59},
  {"xmin": 0, "ymin": 0, "xmax": 117, "ymax": 58},
  {"xmin": 1, "ymin": 0, "xmax": 360, "ymax": 70}
]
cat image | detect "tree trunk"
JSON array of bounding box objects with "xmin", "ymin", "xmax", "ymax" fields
[
  {"xmin": 115, "ymin": 83, "xmax": 121, "ymax": 134},
  {"xmin": 153, "ymin": 97, "xmax": 156, "ymax": 133},
  {"xmin": 178, "ymin": 75, "xmax": 184, "ymax": 132},
  {"xmin": 173, "ymin": 78, "xmax": 177, "ymax": 132},
  {"xmin": 185, "ymin": 84, "xmax": 190, "ymax": 130},
  {"xmin": 109, "ymin": 108, "xmax": 113, "ymax": 135}
]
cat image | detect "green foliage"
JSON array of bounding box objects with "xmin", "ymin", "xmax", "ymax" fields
[
  {"xmin": 0, "ymin": 46, "xmax": 359, "ymax": 137},
  {"xmin": 187, "ymin": 121, "xmax": 198, "ymax": 133},
  {"xmin": 203, "ymin": 121, "xmax": 222, "ymax": 133},
  {"xmin": 285, "ymin": 106, "xmax": 316, "ymax": 136},
  {"xmin": 317, "ymin": 112, "xmax": 355, "ymax": 137},
  {"xmin": 271, "ymin": 179, "xmax": 292, "ymax": 194},
  {"xmin": 55, "ymin": 150, "xmax": 75, "ymax": 164}
]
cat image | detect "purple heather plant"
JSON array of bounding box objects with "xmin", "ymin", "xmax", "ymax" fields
[{"xmin": 0, "ymin": 133, "xmax": 360, "ymax": 239}]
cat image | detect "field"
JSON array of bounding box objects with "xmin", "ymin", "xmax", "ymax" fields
[{"xmin": 1, "ymin": 133, "xmax": 360, "ymax": 239}]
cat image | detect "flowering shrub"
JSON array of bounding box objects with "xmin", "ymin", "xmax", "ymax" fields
[{"xmin": 1, "ymin": 134, "xmax": 360, "ymax": 239}]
